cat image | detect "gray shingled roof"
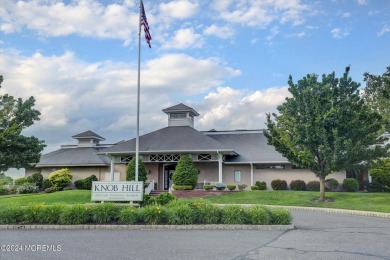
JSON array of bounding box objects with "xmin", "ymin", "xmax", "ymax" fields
[
  {"xmin": 162, "ymin": 103, "xmax": 199, "ymax": 116},
  {"xmin": 72, "ymin": 130, "xmax": 105, "ymax": 141},
  {"xmin": 36, "ymin": 147, "xmax": 110, "ymax": 167},
  {"xmin": 205, "ymin": 130, "xmax": 289, "ymax": 163},
  {"xmin": 100, "ymin": 126, "xmax": 234, "ymax": 154}
]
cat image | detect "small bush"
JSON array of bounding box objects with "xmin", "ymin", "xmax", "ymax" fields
[
  {"xmin": 203, "ymin": 185, "xmax": 214, "ymax": 190},
  {"xmin": 255, "ymin": 181, "xmax": 267, "ymax": 190},
  {"xmin": 269, "ymin": 208, "xmax": 292, "ymax": 225},
  {"xmin": 325, "ymin": 178, "xmax": 339, "ymax": 191},
  {"xmin": 167, "ymin": 204, "xmax": 194, "ymax": 225},
  {"xmin": 90, "ymin": 203, "xmax": 120, "ymax": 224},
  {"xmin": 140, "ymin": 205, "xmax": 168, "ymax": 225},
  {"xmin": 172, "ymin": 185, "xmax": 193, "ymax": 190},
  {"xmin": 307, "ymin": 181, "xmax": 320, "ymax": 191},
  {"xmin": 60, "ymin": 204, "xmax": 91, "ymax": 225},
  {"xmin": 29, "ymin": 173, "xmax": 44, "ymax": 189},
  {"xmin": 221, "ymin": 205, "xmax": 247, "ymax": 225},
  {"xmin": 74, "ymin": 179, "xmax": 85, "ymax": 189},
  {"xmin": 271, "ymin": 179, "xmax": 287, "ymax": 190},
  {"xmin": 76, "ymin": 175, "xmax": 99, "ymax": 190},
  {"xmin": 214, "ymin": 183, "xmax": 226, "ymax": 191},
  {"xmin": 0, "ymin": 204, "xmax": 23, "ymax": 224},
  {"xmin": 238, "ymin": 184, "xmax": 247, "ymax": 191},
  {"xmin": 44, "ymin": 187, "xmax": 58, "ymax": 193},
  {"xmin": 156, "ymin": 192, "xmax": 176, "ymax": 206},
  {"xmin": 49, "ymin": 168, "xmax": 73, "ymax": 190},
  {"xmin": 42, "ymin": 179, "xmax": 53, "ymax": 190},
  {"xmin": 247, "ymin": 205, "xmax": 271, "ymax": 225},
  {"xmin": 36, "ymin": 204, "xmax": 64, "ymax": 224},
  {"xmin": 343, "ymin": 178, "xmax": 359, "ymax": 192},
  {"xmin": 227, "ymin": 184, "xmax": 236, "ymax": 191},
  {"xmin": 14, "ymin": 177, "xmax": 28, "ymax": 185},
  {"xmin": 251, "ymin": 185, "xmax": 260, "ymax": 190},
  {"xmin": 119, "ymin": 207, "xmax": 139, "ymax": 224},
  {"xmin": 17, "ymin": 183, "xmax": 39, "ymax": 194},
  {"xmin": 290, "ymin": 180, "xmax": 306, "ymax": 191},
  {"xmin": 139, "ymin": 194, "xmax": 156, "ymax": 207}
]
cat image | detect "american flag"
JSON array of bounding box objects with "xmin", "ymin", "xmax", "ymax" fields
[{"xmin": 141, "ymin": 0, "xmax": 152, "ymax": 48}]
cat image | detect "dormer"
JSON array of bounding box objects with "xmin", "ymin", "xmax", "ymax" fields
[
  {"xmin": 72, "ymin": 130, "xmax": 105, "ymax": 147},
  {"xmin": 162, "ymin": 103, "xmax": 200, "ymax": 128}
]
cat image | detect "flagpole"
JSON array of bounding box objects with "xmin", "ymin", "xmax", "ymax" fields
[{"xmin": 135, "ymin": 0, "xmax": 142, "ymax": 182}]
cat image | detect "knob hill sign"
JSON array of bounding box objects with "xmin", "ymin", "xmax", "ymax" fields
[{"xmin": 91, "ymin": 181, "xmax": 144, "ymax": 201}]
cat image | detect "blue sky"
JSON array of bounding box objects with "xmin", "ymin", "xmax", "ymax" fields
[{"xmin": 1, "ymin": 0, "xmax": 390, "ymax": 163}]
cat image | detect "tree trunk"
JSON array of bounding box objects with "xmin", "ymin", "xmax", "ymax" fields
[{"xmin": 319, "ymin": 176, "xmax": 326, "ymax": 201}]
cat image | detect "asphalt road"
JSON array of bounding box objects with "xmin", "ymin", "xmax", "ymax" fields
[{"xmin": 1, "ymin": 210, "xmax": 389, "ymax": 260}]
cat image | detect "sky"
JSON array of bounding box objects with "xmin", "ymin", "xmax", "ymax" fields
[{"xmin": 1, "ymin": 0, "xmax": 390, "ymax": 163}]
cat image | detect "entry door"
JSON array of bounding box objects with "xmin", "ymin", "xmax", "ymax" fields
[{"xmin": 164, "ymin": 169, "xmax": 175, "ymax": 190}]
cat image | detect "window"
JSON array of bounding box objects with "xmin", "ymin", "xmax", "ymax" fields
[
  {"xmin": 234, "ymin": 170, "xmax": 241, "ymax": 183},
  {"xmin": 255, "ymin": 164, "xmax": 285, "ymax": 169}
]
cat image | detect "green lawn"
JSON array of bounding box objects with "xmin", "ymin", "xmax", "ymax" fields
[
  {"xmin": 0, "ymin": 190, "xmax": 91, "ymax": 206},
  {"xmin": 1, "ymin": 190, "xmax": 390, "ymax": 213},
  {"xmin": 206, "ymin": 190, "xmax": 390, "ymax": 213}
]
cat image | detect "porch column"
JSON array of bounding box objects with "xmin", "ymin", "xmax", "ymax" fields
[
  {"xmin": 218, "ymin": 152, "xmax": 223, "ymax": 183},
  {"xmin": 110, "ymin": 156, "xmax": 115, "ymax": 182},
  {"xmin": 250, "ymin": 163, "xmax": 254, "ymax": 186}
]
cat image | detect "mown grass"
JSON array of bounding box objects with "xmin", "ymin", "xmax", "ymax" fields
[
  {"xmin": 0, "ymin": 190, "xmax": 91, "ymax": 206},
  {"xmin": 205, "ymin": 190, "xmax": 390, "ymax": 213},
  {"xmin": 1, "ymin": 190, "xmax": 390, "ymax": 213}
]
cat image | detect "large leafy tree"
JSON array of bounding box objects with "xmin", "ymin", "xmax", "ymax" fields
[
  {"xmin": 0, "ymin": 76, "xmax": 46, "ymax": 172},
  {"xmin": 363, "ymin": 66, "xmax": 390, "ymax": 131},
  {"xmin": 264, "ymin": 68, "xmax": 389, "ymax": 201}
]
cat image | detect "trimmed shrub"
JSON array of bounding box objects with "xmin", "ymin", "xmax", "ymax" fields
[
  {"xmin": 140, "ymin": 205, "xmax": 168, "ymax": 225},
  {"xmin": 251, "ymin": 185, "xmax": 260, "ymax": 190},
  {"xmin": 172, "ymin": 185, "xmax": 193, "ymax": 190},
  {"xmin": 126, "ymin": 157, "xmax": 148, "ymax": 183},
  {"xmin": 325, "ymin": 178, "xmax": 339, "ymax": 191},
  {"xmin": 36, "ymin": 204, "xmax": 64, "ymax": 224},
  {"xmin": 172, "ymin": 155, "xmax": 198, "ymax": 189},
  {"xmin": 74, "ymin": 179, "xmax": 85, "ymax": 189},
  {"xmin": 17, "ymin": 183, "xmax": 39, "ymax": 194},
  {"xmin": 255, "ymin": 181, "xmax": 267, "ymax": 190},
  {"xmin": 221, "ymin": 205, "xmax": 247, "ymax": 225},
  {"xmin": 42, "ymin": 179, "xmax": 52, "ymax": 190},
  {"xmin": 269, "ymin": 208, "xmax": 292, "ymax": 225},
  {"xmin": 156, "ymin": 192, "xmax": 176, "ymax": 206},
  {"xmin": 139, "ymin": 194, "xmax": 156, "ymax": 207},
  {"xmin": 343, "ymin": 178, "xmax": 359, "ymax": 192},
  {"xmin": 203, "ymin": 185, "xmax": 214, "ymax": 190},
  {"xmin": 119, "ymin": 207, "xmax": 139, "ymax": 224},
  {"xmin": 307, "ymin": 181, "xmax": 320, "ymax": 191},
  {"xmin": 60, "ymin": 204, "xmax": 91, "ymax": 224},
  {"xmin": 167, "ymin": 204, "xmax": 194, "ymax": 225},
  {"xmin": 214, "ymin": 183, "xmax": 226, "ymax": 191},
  {"xmin": 0, "ymin": 204, "xmax": 23, "ymax": 224},
  {"xmin": 227, "ymin": 184, "xmax": 236, "ymax": 191},
  {"xmin": 247, "ymin": 205, "xmax": 271, "ymax": 225},
  {"xmin": 271, "ymin": 179, "xmax": 287, "ymax": 190},
  {"xmin": 75, "ymin": 175, "xmax": 98, "ymax": 190},
  {"xmin": 290, "ymin": 180, "xmax": 306, "ymax": 191},
  {"xmin": 238, "ymin": 184, "xmax": 247, "ymax": 191},
  {"xmin": 90, "ymin": 203, "xmax": 120, "ymax": 224},
  {"xmin": 29, "ymin": 173, "xmax": 44, "ymax": 189},
  {"xmin": 49, "ymin": 168, "xmax": 73, "ymax": 190}
]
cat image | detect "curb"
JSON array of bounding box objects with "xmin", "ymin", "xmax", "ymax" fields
[{"xmin": 0, "ymin": 224, "xmax": 294, "ymax": 231}]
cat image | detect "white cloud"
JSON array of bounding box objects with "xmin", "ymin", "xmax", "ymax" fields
[
  {"xmin": 0, "ymin": 0, "xmax": 138, "ymax": 44},
  {"xmin": 159, "ymin": 0, "xmax": 198, "ymax": 19},
  {"xmin": 204, "ymin": 24, "xmax": 235, "ymax": 39},
  {"xmin": 378, "ymin": 24, "xmax": 390, "ymax": 36},
  {"xmin": 331, "ymin": 27, "xmax": 350, "ymax": 39},
  {"xmin": 197, "ymin": 86, "xmax": 290, "ymax": 130},
  {"xmin": 162, "ymin": 28, "xmax": 204, "ymax": 49},
  {"xmin": 356, "ymin": 0, "xmax": 368, "ymax": 5},
  {"xmin": 341, "ymin": 12, "xmax": 351, "ymax": 18},
  {"xmin": 214, "ymin": 0, "xmax": 310, "ymax": 28}
]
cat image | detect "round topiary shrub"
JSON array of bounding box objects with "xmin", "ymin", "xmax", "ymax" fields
[
  {"xmin": 214, "ymin": 183, "xmax": 226, "ymax": 190},
  {"xmin": 172, "ymin": 155, "xmax": 198, "ymax": 189},
  {"xmin": 307, "ymin": 181, "xmax": 320, "ymax": 191},
  {"xmin": 203, "ymin": 185, "xmax": 214, "ymax": 190},
  {"xmin": 227, "ymin": 184, "xmax": 236, "ymax": 191},
  {"xmin": 172, "ymin": 185, "xmax": 193, "ymax": 190},
  {"xmin": 255, "ymin": 181, "xmax": 267, "ymax": 190},
  {"xmin": 343, "ymin": 178, "xmax": 359, "ymax": 192},
  {"xmin": 289, "ymin": 180, "xmax": 306, "ymax": 191},
  {"xmin": 325, "ymin": 178, "xmax": 339, "ymax": 191},
  {"xmin": 48, "ymin": 168, "xmax": 73, "ymax": 190},
  {"xmin": 251, "ymin": 185, "xmax": 260, "ymax": 190},
  {"xmin": 271, "ymin": 179, "xmax": 287, "ymax": 190},
  {"xmin": 238, "ymin": 184, "xmax": 247, "ymax": 191}
]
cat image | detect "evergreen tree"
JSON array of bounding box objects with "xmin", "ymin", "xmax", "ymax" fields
[
  {"xmin": 126, "ymin": 157, "xmax": 148, "ymax": 183},
  {"xmin": 172, "ymin": 155, "xmax": 198, "ymax": 189}
]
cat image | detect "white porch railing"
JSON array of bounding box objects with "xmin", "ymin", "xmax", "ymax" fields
[{"xmin": 145, "ymin": 180, "xmax": 155, "ymax": 195}]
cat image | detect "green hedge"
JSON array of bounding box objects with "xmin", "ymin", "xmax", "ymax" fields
[{"xmin": 0, "ymin": 200, "xmax": 292, "ymax": 226}]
